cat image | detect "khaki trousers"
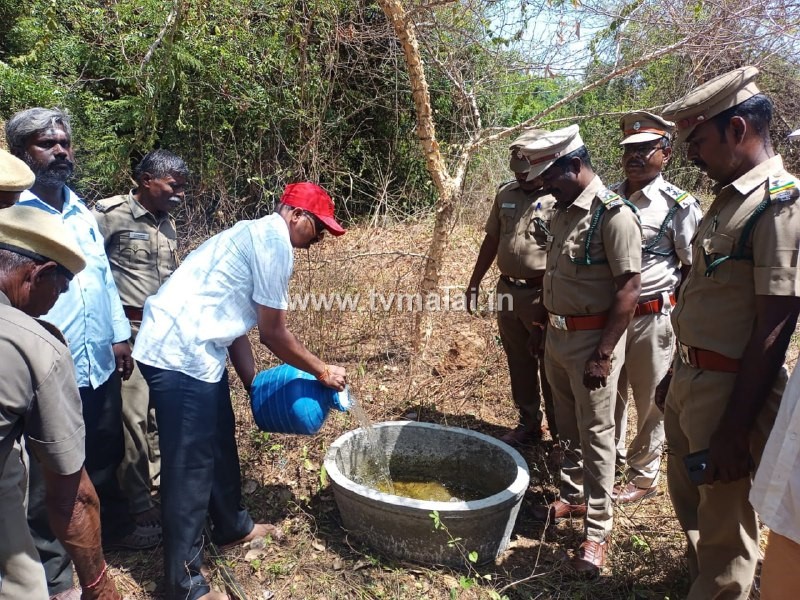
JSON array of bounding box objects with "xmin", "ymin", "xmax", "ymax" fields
[
  {"xmin": 615, "ymin": 311, "xmax": 672, "ymax": 487},
  {"xmin": 545, "ymin": 326, "xmax": 626, "ymax": 542},
  {"xmin": 761, "ymin": 531, "xmax": 800, "ymax": 600},
  {"xmin": 118, "ymin": 326, "xmax": 160, "ymax": 514},
  {"xmin": 664, "ymin": 358, "xmax": 782, "ymax": 600},
  {"xmin": 496, "ymin": 280, "xmax": 555, "ymax": 435},
  {"xmin": 0, "ymin": 446, "xmax": 48, "ymax": 600}
]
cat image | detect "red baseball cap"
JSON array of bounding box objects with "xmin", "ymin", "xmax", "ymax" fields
[{"xmin": 281, "ymin": 182, "xmax": 346, "ymax": 236}]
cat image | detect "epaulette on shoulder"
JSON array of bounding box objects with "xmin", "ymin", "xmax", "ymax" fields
[
  {"xmin": 768, "ymin": 174, "xmax": 800, "ymax": 204},
  {"xmin": 598, "ymin": 188, "xmax": 624, "ymax": 209},
  {"xmin": 94, "ymin": 195, "xmax": 126, "ymax": 213},
  {"xmin": 661, "ymin": 182, "xmax": 695, "ymax": 208},
  {"xmin": 35, "ymin": 318, "xmax": 68, "ymax": 347},
  {"xmin": 498, "ymin": 179, "xmax": 519, "ymax": 192}
]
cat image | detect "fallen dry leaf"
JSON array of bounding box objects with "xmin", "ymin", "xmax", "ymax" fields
[{"xmin": 245, "ymin": 548, "xmax": 268, "ymax": 561}]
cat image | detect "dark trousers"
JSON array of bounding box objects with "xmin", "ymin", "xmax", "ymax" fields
[
  {"xmin": 27, "ymin": 456, "xmax": 73, "ymax": 595},
  {"xmin": 28, "ymin": 373, "xmax": 134, "ymax": 594},
  {"xmin": 139, "ymin": 364, "xmax": 253, "ymax": 600}
]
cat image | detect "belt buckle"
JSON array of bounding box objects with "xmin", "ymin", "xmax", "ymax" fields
[
  {"xmin": 549, "ymin": 314, "xmax": 568, "ymax": 330},
  {"xmin": 678, "ymin": 343, "xmax": 691, "ymax": 366}
]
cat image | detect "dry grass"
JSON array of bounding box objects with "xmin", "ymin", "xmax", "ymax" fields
[{"xmin": 106, "ymin": 205, "xmax": 798, "ymax": 600}]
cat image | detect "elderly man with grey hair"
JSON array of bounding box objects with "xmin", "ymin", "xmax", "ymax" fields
[{"xmin": 6, "ymin": 108, "xmax": 157, "ymax": 599}]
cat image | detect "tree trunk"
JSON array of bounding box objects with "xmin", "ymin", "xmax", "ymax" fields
[{"xmin": 376, "ymin": 0, "xmax": 458, "ymax": 351}]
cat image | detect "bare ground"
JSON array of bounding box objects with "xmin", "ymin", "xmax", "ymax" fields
[{"xmin": 106, "ymin": 205, "xmax": 799, "ymax": 600}]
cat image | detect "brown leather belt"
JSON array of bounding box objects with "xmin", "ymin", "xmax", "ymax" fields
[
  {"xmin": 678, "ymin": 343, "xmax": 740, "ymax": 373},
  {"xmin": 548, "ymin": 312, "xmax": 608, "ymax": 331},
  {"xmin": 500, "ymin": 274, "xmax": 545, "ymax": 289},
  {"xmin": 123, "ymin": 305, "xmax": 144, "ymax": 322},
  {"xmin": 634, "ymin": 292, "xmax": 677, "ymax": 317}
]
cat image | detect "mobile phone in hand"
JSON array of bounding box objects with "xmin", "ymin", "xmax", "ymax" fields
[{"xmin": 683, "ymin": 449, "xmax": 711, "ymax": 486}]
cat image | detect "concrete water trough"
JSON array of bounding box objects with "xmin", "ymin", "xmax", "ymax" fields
[{"xmin": 323, "ymin": 421, "xmax": 530, "ymax": 567}]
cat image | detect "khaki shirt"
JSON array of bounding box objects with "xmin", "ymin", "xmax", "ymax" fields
[
  {"xmin": 93, "ymin": 193, "xmax": 178, "ymax": 309},
  {"xmin": 485, "ymin": 181, "xmax": 556, "ymax": 277},
  {"xmin": 613, "ymin": 175, "xmax": 702, "ymax": 299},
  {"xmin": 673, "ymin": 154, "xmax": 800, "ymax": 358},
  {"xmin": 0, "ymin": 292, "xmax": 85, "ymax": 480},
  {"xmin": 543, "ymin": 175, "xmax": 643, "ymax": 315}
]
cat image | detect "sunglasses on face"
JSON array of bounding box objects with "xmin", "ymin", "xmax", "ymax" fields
[{"xmin": 302, "ymin": 211, "xmax": 326, "ymax": 240}]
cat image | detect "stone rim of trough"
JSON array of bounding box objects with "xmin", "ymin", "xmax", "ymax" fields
[{"xmin": 323, "ymin": 421, "xmax": 530, "ymax": 511}]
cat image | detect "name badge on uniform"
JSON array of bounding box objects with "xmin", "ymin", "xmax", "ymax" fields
[
  {"xmin": 128, "ymin": 232, "xmax": 150, "ymax": 240},
  {"xmin": 501, "ymin": 203, "xmax": 516, "ymax": 209}
]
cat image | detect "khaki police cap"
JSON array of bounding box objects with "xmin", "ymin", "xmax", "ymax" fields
[
  {"xmin": 517, "ymin": 125, "xmax": 584, "ymax": 181},
  {"xmin": 509, "ymin": 150, "xmax": 531, "ymax": 174},
  {"xmin": 0, "ymin": 205, "xmax": 86, "ymax": 277},
  {"xmin": 0, "ymin": 149, "xmax": 35, "ymax": 192},
  {"xmin": 662, "ymin": 66, "xmax": 761, "ymax": 143},
  {"xmin": 619, "ymin": 111, "xmax": 675, "ymax": 145},
  {"xmin": 508, "ymin": 129, "xmax": 550, "ymax": 174}
]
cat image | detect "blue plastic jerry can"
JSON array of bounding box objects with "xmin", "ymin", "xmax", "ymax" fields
[{"xmin": 249, "ymin": 364, "xmax": 351, "ymax": 435}]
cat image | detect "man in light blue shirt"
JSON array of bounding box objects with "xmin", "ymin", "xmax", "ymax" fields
[{"xmin": 6, "ymin": 108, "xmax": 158, "ymax": 598}]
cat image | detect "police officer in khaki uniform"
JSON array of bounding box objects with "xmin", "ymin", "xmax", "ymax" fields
[
  {"xmin": 659, "ymin": 66, "xmax": 800, "ymax": 599},
  {"xmin": 0, "ymin": 205, "xmax": 120, "ymax": 600},
  {"xmin": 520, "ymin": 125, "xmax": 642, "ymax": 574},
  {"xmin": 0, "ymin": 148, "xmax": 35, "ymax": 208},
  {"xmin": 611, "ymin": 112, "xmax": 702, "ymax": 503},
  {"xmin": 466, "ymin": 134, "xmax": 557, "ymax": 445},
  {"xmin": 93, "ymin": 149, "xmax": 188, "ymax": 526}
]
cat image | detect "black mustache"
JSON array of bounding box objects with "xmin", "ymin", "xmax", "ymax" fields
[{"xmin": 48, "ymin": 159, "xmax": 74, "ymax": 170}]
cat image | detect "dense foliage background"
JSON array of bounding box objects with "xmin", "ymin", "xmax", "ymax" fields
[{"xmin": 2, "ymin": 0, "xmax": 799, "ymax": 231}]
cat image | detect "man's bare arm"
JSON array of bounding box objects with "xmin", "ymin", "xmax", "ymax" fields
[
  {"xmin": 229, "ymin": 334, "xmax": 256, "ymax": 392},
  {"xmin": 708, "ymin": 294, "xmax": 800, "ymax": 483},
  {"xmin": 466, "ymin": 234, "xmax": 499, "ymax": 314},
  {"xmin": 257, "ymin": 305, "xmax": 346, "ymax": 390},
  {"xmin": 42, "ymin": 466, "xmax": 120, "ymax": 599},
  {"xmin": 584, "ymin": 272, "xmax": 640, "ymax": 390}
]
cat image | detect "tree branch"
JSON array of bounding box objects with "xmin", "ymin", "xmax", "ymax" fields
[
  {"xmin": 470, "ymin": 35, "xmax": 693, "ymax": 151},
  {"xmin": 140, "ymin": 0, "xmax": 181, "ymax": 68}
]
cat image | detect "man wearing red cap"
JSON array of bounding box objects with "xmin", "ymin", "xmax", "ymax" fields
[{"xmin": 133, "ymin": 182, "xmax": 347, "ymax": 600}]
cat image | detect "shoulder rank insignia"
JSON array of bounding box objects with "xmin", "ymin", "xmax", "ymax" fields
[
  {"xmin": 661, "ymin": 182, "xmax": 693, "ymax": 207},
  {"xmin": 598, "ymin": 188, "xmax": 624, "ymax": 209},
  {"xmin": 498, "ymin": 178, "xmax": 518, "ymax": 188},
  {"xmin": 94, "ymin": 196, "xmax": 126, "ymax": 213},
  {"xmin": 768, "ymin": 174, "xmax": 800, "ymax": 204}
]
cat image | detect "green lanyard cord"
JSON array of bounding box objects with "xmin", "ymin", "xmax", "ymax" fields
[
  {"xmin": 703, "ymin": 196, "xmax": 771, "ymax": 277},
  {"xmin": 571, "ymin": 199, "xmax": 639, "ymax": 266},
  {"xmin": 643, "ymin": 203, "xmax": 681, "ymax": 257}
]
